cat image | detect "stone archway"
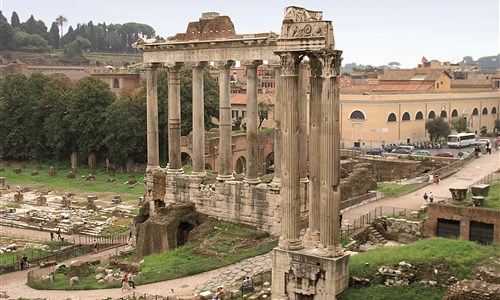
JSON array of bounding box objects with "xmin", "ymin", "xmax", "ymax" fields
[
  {"xmin": 265, "ymin": 152, "xmax": 274, "ymax": 174},
  {"xmin": 176, "ymin": 221, "xmax": 194, "ymax": 247},
  {"xmin": 181, "ymin": 152, "xmax": 192, "ymax": 167},
  {"xmin": 235, "ymin": 156, "xmax": 246, "ymax": 174}
]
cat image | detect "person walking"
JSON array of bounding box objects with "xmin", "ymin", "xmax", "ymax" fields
[
  {"xmin": 50, "ymin": 231, "xmax": 54, "ymax": 241},
  {"xmin": 93, "ymin": 239, "xmax": 98, "ymax": 253},
  {"xmin": 433, "ymin": 173, "xmax": 440, "ymax": 185},
  {"xmin": 423, "ymin": 192, "xmax": 428, "ymax": 204},
  {"xmin": 429, "ymin": 192, "xmax": 434, "ymax": 203},
  {"xmin": 486, "ymin": 141, "xmax": 492, "ymax": 154},
  {"xmin": 127, "ymin": 272, "xmax": 135, "ymax": 289},
  {"xmin": 121, "ymin": 273, "xmax": 131, "ymax": 291}
]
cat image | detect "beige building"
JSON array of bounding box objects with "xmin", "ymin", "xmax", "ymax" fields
[{"xmin": 341, "ymin": 91, "xmax": 499, "ymax": 148}]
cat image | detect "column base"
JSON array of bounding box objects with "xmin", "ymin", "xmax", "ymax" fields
[
  {"xmin": 272, "ymin": 248, "xmax": 350, "ymax": 300},
  {"xmin": 190, "ymin": 171, "xmax": 206, "ymax": 178},
  {"xmin": 244, "ymin": 177, "xmax": 261, "ymax": 184},
  {"xmin": 167, "ymin": 168, "xmax": 184, "ymax": 175},
  {"xmin": 270, "ymin": 178, "xmax": 281, "ymax": 189},
  {"xmin": 278, "ymin": 237, "xmax": 304, "ymax": 251},
  {"xmin": 216, "ymin": 174, "xmax": 234, "ymax": 181},
  {"xmin": 317, "ymin": 244, "xmax": 344, "ymax": 258}
]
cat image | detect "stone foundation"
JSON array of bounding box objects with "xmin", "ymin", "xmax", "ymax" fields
[{"xmin": 272, "ymin": 248, "xmax": 349, "ymax": 300}]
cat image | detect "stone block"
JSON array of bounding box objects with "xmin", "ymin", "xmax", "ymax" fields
[
  {"xmin": 31, "ymin": 170, "xmax": 39, "ymax": 176},
  {"xmin": 13, "ymin": 168, "xmax": 22, "ymax": 174},
  {"xmin": 472, "ymin": 196, "xmax": 485, "ymax": 207},
  {"xmin": 69, "ymin": 276, "xmax": 79, "ymax": 285},
  {"xmin": 470, "ymin": 184, "xmax": 490, "ymax": 197},
  {"xmin": 39, "ymin": 261, "xmax": 57, "ymax": 268},
  {"xmin": 68, "ymin": 261, "xmax": 89, "ymax": 278}
]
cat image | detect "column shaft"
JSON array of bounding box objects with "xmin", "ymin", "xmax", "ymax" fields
[
  {"xmin": 217, "ymin": 61, "xmax": 234, "ymax": 181},
  {"xmin": 298, "ymin": 61, "xmax": 309, "ymax": 182},
  {"xmin": 167, "ymin": 63, "xmax": 183, "ymax": 173},
  {"xmin": 304, "ymin": 58, "xmax": 322, "ymax": 244},
  {"xmin": 318, "ymin": 51, "xmax": 343, "ymax": 256},
  {"xmin": 146, "ymin": 65, "xmax": 159, "ymax": 168},
  {"xmin": 271, "ymin": 65, "xmax": 282, "ymax": 187},
  {"xmin": 192, "ymin": 64, "xmax": 206, "ymax": 176},
  {"xmin": 244, "ymin": 61, "xmax": 262, "ymax": 184},
  {"xmin": 277, "ymin": 52, "xmax": 303, "ymax": 251}
]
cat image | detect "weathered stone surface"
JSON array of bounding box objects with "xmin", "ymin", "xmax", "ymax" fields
[
  {"xmin": 444, "ymin": 280, "xmax": 500, "ymax": 300},
  {"xmin": 69, "ymin": 276, "xmax": 79, "ymax": 285},
  {"xmin": 104, "ymin": 274, "xmax": 116, "ymax": 283},
  {"xmin": 68, "ymin": 261, "xmax": 89, "ymax": 278}
]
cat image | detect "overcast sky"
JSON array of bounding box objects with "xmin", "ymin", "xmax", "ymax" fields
[{"xmin": 2, "ymin": 0, "xmax": 499, "ymax": 67}]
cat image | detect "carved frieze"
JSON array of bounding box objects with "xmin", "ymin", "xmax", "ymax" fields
[{"xmin": 283, "ymin": 6, "xmax": 323, "ymax": 22}]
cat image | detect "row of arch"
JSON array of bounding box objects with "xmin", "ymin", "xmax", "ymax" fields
[{"xmin": 350, "ymin": 107, "xmax": 498, "ymax": 122}]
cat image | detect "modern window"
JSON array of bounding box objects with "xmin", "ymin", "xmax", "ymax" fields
[
  {"xmin": 428, "ymin": 111, "xmax": 436, "ymax": 119},
  {"xmin": 472, "ymin": 108, "xmax": 479, "ymax": 116},
  {"xmin": 440, "ymin": 110, "xmax": 447, "ymax": 118},
  {"xmin": 451, "ymin": 109, "xmax": 458, "ymax": 117},
  {"xmin": 415, "ymin": 111, "xmax": 424, "ymax": 120},
  {"xmin": 492, "ymin": 107, "xmax": 498, "ymax": 115},
  {"xmin": 482, "ymin": 107, "xmax": 488, "ymax": 115},
  {"xmin": 402, "ymin": 112, "xmax": 410, "ymax": 121},
  {"xmin": 387, "ymin": 113, "xmax": 397, "ymax": 122},
  {"xmin": 350, "ymin": 110, "xmax": 366, "ymax": 120}
]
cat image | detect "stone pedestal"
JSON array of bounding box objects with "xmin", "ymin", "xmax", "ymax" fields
[
  {"xmin": 470, "ymin": 184, "xmax": 490, "ymax": 197},
  {"xmin": 449, "ymin": 188, "xmax": 468, "ymax": 202},
  {"xmin": 36, "ymin": 196, "xmax": 47, "ymax": 206},
  {"xmin": 0, "ymin": 177, "xmax": 7, "ymax": 190},
  {"xmin": 272, "ymin": 248, "xmax": 349, "ymax": 300},
  {"xmin": 14, "ymin": 193, "xmax": 24, "ymax": 202}
]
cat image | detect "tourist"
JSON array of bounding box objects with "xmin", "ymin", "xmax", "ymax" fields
[
  {"xmin": 429, "ymin": 192, "xmax": 434, "ymax": 203},
  {"xmin": 423, "ymin": 192, "xmax": 428, "ymax": 204},
  {"xmin": 50, "ymin": 231, "xmax": 54, "ymax": 241},
  {"xmin": 212, "ymin": 286, "xmax": 225, "ymax": 300},
  {"xmin": 19, "ymin": 257, "xmax": 24, "ymax": 270},
  {"xmin": 128, "ymin": 272, "xmax": 135, "ymax": 289},
  {"xmin": 486, "ymin": 141, "xmax": 492, "ymax": 154},
  {"xmin": 474, "ymin": 146, "xmax": 481, "ymax": 158},
  {"xmin": 22, "ymin": 256, "xmax": 29, "ymax": 269},
  {"xmin": 121, "ymin": 273, "xmax": 131, "ymax": 291},
  {"xmin": 240, "ymin": 276, "xmax": 253, "ymax": 293},
  {"xmin": 433, "ymin": 174, "xmax": 440, "ymax": 185},
  {"xmin": 93, "ymin": 239, "xmax": 98, "ymax": 253}
]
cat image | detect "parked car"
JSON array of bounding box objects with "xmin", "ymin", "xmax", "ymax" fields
[
  {"xmin": 391, "ymin": 148, "xmax": 411, "ymax": 154},
  {"xmin": 411, "ymin": 150, "xmax": 431, "ymax": 156},
  {"xmin": 365, "ymin": 148, "xmax": 384, "ymax": 155},
  {"xmin": 435, "ymin": 151, "xmax": 454, "ymax": 157},
  {"xmin": 476, "ymin": 139, "xmax": 491, "ymax": 147},
  {"xmin": 348, "ymin": 146, "xmax": 361, "ymax": 151}
]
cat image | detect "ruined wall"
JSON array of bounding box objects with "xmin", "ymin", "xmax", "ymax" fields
[
  {"xmin": 424, "ymin": 203, "xmax": 500, "ymax": 243},
  {"xmin": 340, "ymin": 161, "xmax": 377, "ymax": 200},
  {"xmin": 367, "ymin": 159, "xmax": 428, "ymax": 182},
  {"xmin": 164, "ymin": 175, "xmax": 288, "ymax": 234}
]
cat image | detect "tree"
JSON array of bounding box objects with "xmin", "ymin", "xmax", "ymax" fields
[
  {"xmin": 62, "ymin": 37, "xmax": 90, "ymax": 61},
  {"xmin": 49, "ymin": 22, "xmax": 60, "ymax": 49},
  {"xmin": 56, "ymin": 15, "xmax": 67, "ymax": 37},
  {"xmin": 66, "ymin": 77, "xmax": 116, "ymax": 160},
  {"xmin": 388, "ymin": 62, "xmax": 401, "ymax": 67},
  {"xmin": 425, "ymin": 117, "xmax": 451, "ymax": 142},
  {"xmin": 0, "ymin": 11, "xmax": 13, "ymax": 50},
  {"xmin": 103, "ymin": 97, "xmax": 147, "ymax": 170},
  {"xmin": 258, "ymin": 101, "xmax": 270, "ymax": 129},
  {"xmin": 10, "ymin": 11, "xmax": 20, "ymax": 28},
  {"xmin": 450, "ymin": 117, "xmax": 468, "ymax": 133}
]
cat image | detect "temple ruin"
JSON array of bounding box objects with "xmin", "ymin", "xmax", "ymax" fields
[{"xmin": 133, "ymin": 6, "xmax": 349, "ymax": 299}]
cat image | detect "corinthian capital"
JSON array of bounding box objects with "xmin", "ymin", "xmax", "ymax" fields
[{"xmin": 277, "ymin": 52, "xmax": 302, "ymax": 76}]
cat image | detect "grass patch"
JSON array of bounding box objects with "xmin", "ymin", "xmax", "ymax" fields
[
  {"xmin": 377, "ymin": 182, "xmax": 422, "ymax": 196},
  {"xmin": 0, "ymin": 239, "xmax": 72, "ymax": 266},
  {"xmin": 348, "ymin": 237, "xmax": 499, "ymax": 280},
  {"xmin": 339, "ymin": 283, "xmax": 446, "ymax": 300},
  {"xmin": 29, "ymin": 221, "xmax": 277, "ymax": 290},
  {"xmin": 0, "ymin": 163, "xmax": 144, "ymax": 197},
  {"xmin": 339, "ymin": 238, "xmax": 499, "ymax": 299}
]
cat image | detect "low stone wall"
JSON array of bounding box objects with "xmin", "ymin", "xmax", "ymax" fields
[{"xmin": 386, "ymin": 218, "xmax": 423, "ymax": 236}]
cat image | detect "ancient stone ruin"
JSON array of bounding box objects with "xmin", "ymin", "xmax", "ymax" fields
[{"xmin": 133, "ymin": 6, "xmax": 349, "ymax": 299}]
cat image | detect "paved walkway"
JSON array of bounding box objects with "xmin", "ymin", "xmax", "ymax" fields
[
  {"xmin": 343, "ymin": 150, "xmax": 500, "ymax": 222},
  {"xmin": 0, "ymin": 150, "xmax": 498, "ymax": 299}
]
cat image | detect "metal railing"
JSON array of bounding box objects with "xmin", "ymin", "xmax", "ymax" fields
[
  {"xmin": 468, "ymin": 171, "xmax": 500, "ymax": 191},
  {"xmin": 340, "ymin": 189, "xmax": 389, "ymax": 210}
]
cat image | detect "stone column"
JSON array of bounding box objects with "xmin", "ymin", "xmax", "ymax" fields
[
  {"xmin": 298, "ymin": 61, "xmax": 309, "ymax": 183},
  {"xmin": 271, "ymin": 63, "xmax": 282, "ymax": 188},
  {"xmin": 277, "ymin": 52, "xmax": 303, "ymax": 251},
  {"xmin": 167, "ymin": 62, "xmax": 183, "ymax": 174},
  {"xmin": 303, "ymin": 57, "xmax": 322, "ymax": 245},
  {"xmin": 192, "ymin": 62, "xmax": 207, "ymax": 177},
  {"xmin": 243, "ymin": 60, "xmax": 263, "ymax": 184},
  {"xmin": 217, "ymin": 60, "xmax": 235, "ymax": 181},
  {"xmin": 146, "ymin": 64, "xmax": 160, "ymax": 169},
  {"xmin": 317, "ymin": 51, "xmax": 343, "ymax": 257}
]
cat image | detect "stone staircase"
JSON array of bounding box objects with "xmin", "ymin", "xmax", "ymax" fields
[{"xmin": 367, "ymin": 225, "xmax": 387, "ymax": 244}]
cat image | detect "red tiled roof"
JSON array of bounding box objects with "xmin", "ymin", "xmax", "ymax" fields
[{"xmin": 230, "ymin": 93, "xmax": 274, "ymax": 104}]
